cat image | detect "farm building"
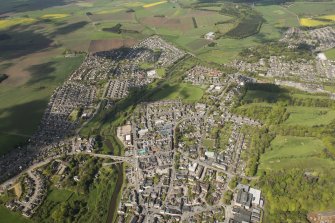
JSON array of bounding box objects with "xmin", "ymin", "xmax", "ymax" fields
[{"xmin": 205, "ymin": 32, "xmax": 215, "ymax": 40}]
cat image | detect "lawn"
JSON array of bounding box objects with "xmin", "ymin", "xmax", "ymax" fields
[
  {"xmin": 47, "ymin": 189, "xmax": 74, "ymax": 202},
  {"xmin": 203, "ymin": 139, "xmax": 215, "ymax": 150},
  {"xmin": 0, "ymin": 206, "xmax": 33, "ymax": 223},
  {"xmin": 284, "ymin": 106, "xmax": 335, "ymax": 127},
  {"xmin": 151, "ymin": 83, "xmax": 204, "ymax": 102},
  {"xmin": 325, "ymin": 48, "xmax": 335, "ymax": 60},
  {"xmin": 69, "ymin": 109, "xmax": 79, "ymax": 122},
  {"xmin": 259, "ymin": 135, "xmax": 328, "ymax": 172}
]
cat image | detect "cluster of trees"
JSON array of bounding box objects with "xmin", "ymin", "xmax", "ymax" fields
[
  {"xmin": 59, "ymin": 156, "xmax": 103, "ymax": 194},
  {"xmin": 222, "ymin": 191, "xmax": 233, "ymax": 205},
  {"xmin": 205, "ymin": 184, "xmax": 216, "ymax": 205},
  {"xmin": 259, "ymin": 169, "xmax": 335, "ymax": 222},
  {"xmin": 35, "ymin": 159, "xmax": 120, "ymax": 223},
  {"xmin": 233, "ymin": 104, "xmax": 289, "ymax": 125},
  {"xmin": 0, "ymin": 73, "xmax": 8, "ymax": 83},
  {"xmin": 192, "ymin": 17, "xmax": 198, "ymax": 28},
  {"xmin": 225, "ymin": 13, "xmax": 263, "ymax": 39},
  {"xmin": 239, "ymin": 42, "xmax": 313, "ymax": 63},
  {"xmin": 102, "ymin": 23, "xmax": 122, "ymax": 34},
  {"xmin": 240, "ymin": 83, "xmax": 335, "ymax": 108},
  {"xmin": 219, "ymin": 3, "xmax": 264, "ymax": 39},
  {"xmin": 245, "ymin": 127, "xmax": 275, "ymax": 176},
  {"xmin": 50, "ymin": 199, "xmax": 88, "ymax": 223}
]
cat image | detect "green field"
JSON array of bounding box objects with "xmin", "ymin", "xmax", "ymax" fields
[
  {"xmin": 47, "ymin": 189, "xmax": 74, "ymax": 202},
  {"xmin": 325, "ymin": 48, "xmax": 335, "ymax": 60},
  {"xmin": 256, "ymin": 5, "xmax": 299, "ymax": 28},
  {"xmin": 287, "ymin": 2, "xmax": 335, "ymax": 16},
  {"xmin": 259, "ymin": 135, "xmax": 329, "ymax": 171},
  {"xmin": 152, "ymin": 83, "xmax": 204, "ymax": 102},
  {"xmin": 284, "ymin": 106, "xmax": 335, "ymax": 127},
  {"xmin": 0, "ymin": 206, "xmax": 33, "ymax": 223},
  {"xmin": 203, "ymin": 139, "xmax": 215, "ymax": 150}
]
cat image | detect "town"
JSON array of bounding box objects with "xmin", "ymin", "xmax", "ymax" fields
[
  {"xmin": 116, "ymin": 66, "xmax": 263, "ymax": 222},
  {"xmin": 1, "ymin": 22, "xmax": 335, "ymax": 222}
]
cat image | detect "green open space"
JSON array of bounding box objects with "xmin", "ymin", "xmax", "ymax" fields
[
  {"xmin": 202, "ymin": 139, "xmax": 215, "ymax": 150},
  {"xmin": 287, "ymin": 2, "xmax": 335, "ymax": 16},
  {"xmin": 68, "ymin": 108, "xmax": 80, "ymax": 122},
  {"xmin": 32, "ymin": 156, "xmax": 120, "ymax": 223},
  {"xmin": 325, "ymin": 48, "xmax": 335, "ymax": 60},
  {"xmin": 47, "ymin": 189, "xmax": 74, "ymax": 202},
  {"xmin": 259, "ymin": 135, "xmax": 330, "ymax": 172},
  {"xmin": 151, "ymin": 83, "xmax": 204, "ymax": 102},
  {"xmin": 255, "ymin": 5, "xmax": 299, "ymax": 28},
  {"xmin": 284, "ymin": 106, "xmax": 335, "ymax": 127},
  {"xmin": 0, "ymin": 206, "xmax": 33, "ymax": 223}
]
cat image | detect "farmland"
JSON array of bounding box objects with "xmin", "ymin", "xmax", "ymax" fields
[
  {"xmin": 0, "ymin": 18, "xmax": 37, "ymax": 30},
  {"xmin": 143, "ymin": 1, "xmax": 168, "ymax": 8},
  {"xmin": 287, "ymin": 2, "xmax": 335, "ymax": 16},
  {"xmin": 0, "ymin": 55, "xmax": 84, "ymax": 155}
]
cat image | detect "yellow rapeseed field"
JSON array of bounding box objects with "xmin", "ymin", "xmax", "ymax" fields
[
  {"xmin": 40, "ymin": 14, "xmax": 69, "ymax": 19},
  {"xmin": 0, "ymin": 17, "xmax": 36, "ymax": 29},
  {"xmin": 143, "ymin": 1, "xmax": 167, "ymax": 8},
  {"xmin": 319, "ymin": 15, "xmax": 335, "ymax": 21},
  {"xmin": 299, "ymin": 18, "xmax": 330, "ymax": 27},
  {"xmin": 96, "ymin": 8, "xmax": 123, "ymax": 14}
]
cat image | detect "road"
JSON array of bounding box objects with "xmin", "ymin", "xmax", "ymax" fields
[{"xmin": 0, "ymin": 153, "xmax": 70, "ymax": 190}]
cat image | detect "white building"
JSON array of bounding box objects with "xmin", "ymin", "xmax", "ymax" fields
[
  {"xmin": 147, "ymin": 70, "xmax": 157, "ymax": 78},
  {"xmin": 249, "ymin": 187, "xmax": 261, "ymax": 206},
  {"xmin": 188, "ymin": 162, "xmax": 198, "ymax": 172},
  {"xmin": 205, "ymin": 32, "xmax": 215, "ymax": 40}
]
